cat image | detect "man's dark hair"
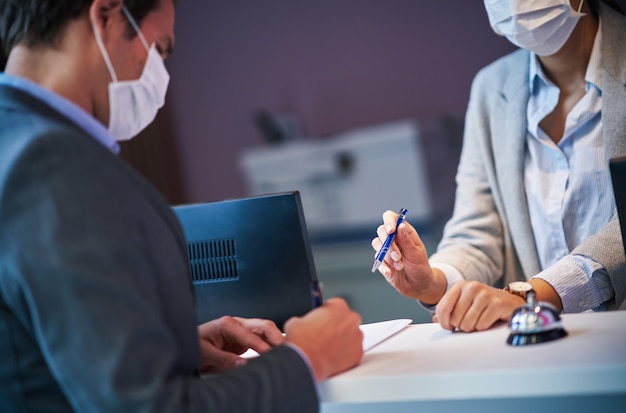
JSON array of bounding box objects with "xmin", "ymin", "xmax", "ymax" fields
[{"xmin": 0, "ymin": 0, "xmax": 163, "ymax": 57}]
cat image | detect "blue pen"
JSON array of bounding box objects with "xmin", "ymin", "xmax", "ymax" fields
[{"xmin": 371, "ymin": 208, "xmax": 407, "ymax": 273}]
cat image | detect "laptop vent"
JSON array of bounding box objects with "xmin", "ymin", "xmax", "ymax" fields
[{"xmin": 187, "ymin": 239, "xmax": 239, "ymax": 283}]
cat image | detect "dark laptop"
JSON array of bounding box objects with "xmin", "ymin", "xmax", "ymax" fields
[
  {"xmin": 172, "ymin": 191, "xmax": 322, "ymax": 329},
  {"xmin": 610, "ymin": 157, "xmax": 626, "ymax": 258}
]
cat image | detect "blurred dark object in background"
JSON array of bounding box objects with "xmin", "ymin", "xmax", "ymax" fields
[{"xmin": 255, "ymin": 110, "xmax": 305, "ymax": 144}]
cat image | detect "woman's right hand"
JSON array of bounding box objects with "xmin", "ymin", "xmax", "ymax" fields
[{"xmin": 371, "ymin": 210, "xmax": 447, "ymax": 305}]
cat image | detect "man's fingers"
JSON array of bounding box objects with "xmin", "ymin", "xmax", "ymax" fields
[
  {"xmin": 224, "ymin": 319, "xmax": 274, "ymax": 354},
  {"xmin": 199, "ymin": 340, "xmax": 247, "ymax": 373},
  {"xmin": 233, "ymin": 317, "xmax": 284, "ymax": 347},
  {"xmin": 322, "ymin": 297, "xmax": 353, "ymax": 311}
]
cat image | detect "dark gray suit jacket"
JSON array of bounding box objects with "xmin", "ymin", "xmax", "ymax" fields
[{"xmin": 0, "ymin": 84, "xmax": 318, "ymax": 412}]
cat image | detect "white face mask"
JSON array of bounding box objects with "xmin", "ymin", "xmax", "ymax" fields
[
  {"xmin": 483, "ymin": 0, "xmax": 585, "ymax": 56},
  {"xmin": 93, "ymin": 6, "xmax": 170, "ymax": 141}
]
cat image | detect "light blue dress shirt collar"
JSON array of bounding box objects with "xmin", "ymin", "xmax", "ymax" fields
[{"xmin": 0, "ymin": 73, "xmax": 120, "ymax": 154}]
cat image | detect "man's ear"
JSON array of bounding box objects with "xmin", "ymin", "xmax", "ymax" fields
[{"xmin": 89, "ymin": 0, "xmax": 124, "ymax": 42}]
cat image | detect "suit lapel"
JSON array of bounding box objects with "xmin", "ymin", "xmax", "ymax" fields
[{"xmin": 492, "ymin": 52, "xmax": 542, "ymax": 276}]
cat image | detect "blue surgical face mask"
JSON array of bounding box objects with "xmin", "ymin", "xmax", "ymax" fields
[
  {"xmin": 93, "ymin": 6, "xmax": 170, "ymax": 141},
  {"xmin": 484, "ymin": 0, "xmax": 585, "ymax": 56}
]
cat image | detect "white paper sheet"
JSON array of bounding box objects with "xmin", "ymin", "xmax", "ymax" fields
[
  {"xmin": 360, "ymin": 319, "xmax": 412, "ymax": 352},
  {"xmin": 240, "ymin": 318, "xmax": 412, "ymax": 358}
]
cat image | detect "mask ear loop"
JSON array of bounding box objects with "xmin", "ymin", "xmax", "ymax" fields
[
  {"xmin": 92, "ymin": 23, "xmax": 118, "ymax": 83},
  {"xmin": 122, "ymin": 6, "xmax": 151, "ymax": 52},
  {"xmin": 577, "ymin": 0, "xmax": 585, "ymax": 13}
]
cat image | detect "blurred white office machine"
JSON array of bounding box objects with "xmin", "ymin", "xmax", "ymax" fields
[{"xmin": 238, "ymin": 119, "xmax": 433, "ymax": 242}]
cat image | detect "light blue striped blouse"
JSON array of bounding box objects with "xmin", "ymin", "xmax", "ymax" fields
[{"xmin": 525, "ymin": 25, "xmax": 614, "ymax": 312}]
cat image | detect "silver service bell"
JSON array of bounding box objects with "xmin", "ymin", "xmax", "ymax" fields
[{"xmin": 507, "ymin": 291, "xmax": 568, "ymax": 346}]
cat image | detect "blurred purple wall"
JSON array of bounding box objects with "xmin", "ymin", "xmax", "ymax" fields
[{"xmin": 165, "ymin": 1, "xmax": 517, "ymax": 203}]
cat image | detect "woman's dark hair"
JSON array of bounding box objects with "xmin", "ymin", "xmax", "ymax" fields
[
  {"xmin": 0, "ymin": 0, "xmax": 163, "ymax": 56},
  {"xmin": 589, "ymin": 0, "xmax": 625, "ymax": 16}
]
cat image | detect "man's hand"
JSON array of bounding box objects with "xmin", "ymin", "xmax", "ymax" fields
[
  {"xmin": 284, "ymin": 298, "xmax": 363, "ymax": 382},
  {"xmin": 197, "ymin": 316, "xmax": 285, "ymax": 373}
]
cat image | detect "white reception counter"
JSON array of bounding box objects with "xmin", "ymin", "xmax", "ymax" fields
[{"xmin": 320, "ymin": 311, "xmax": 626, "ymax": 413}]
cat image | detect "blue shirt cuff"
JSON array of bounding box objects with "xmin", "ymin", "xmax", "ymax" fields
[{"xmin": 531, "ymin": 254, "xmax": 613, "ymax": 312}]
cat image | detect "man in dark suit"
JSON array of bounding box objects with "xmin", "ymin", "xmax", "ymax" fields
[{"xmin": 0, "ymin": 1, "xmax": 363, "ymax": 412}]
